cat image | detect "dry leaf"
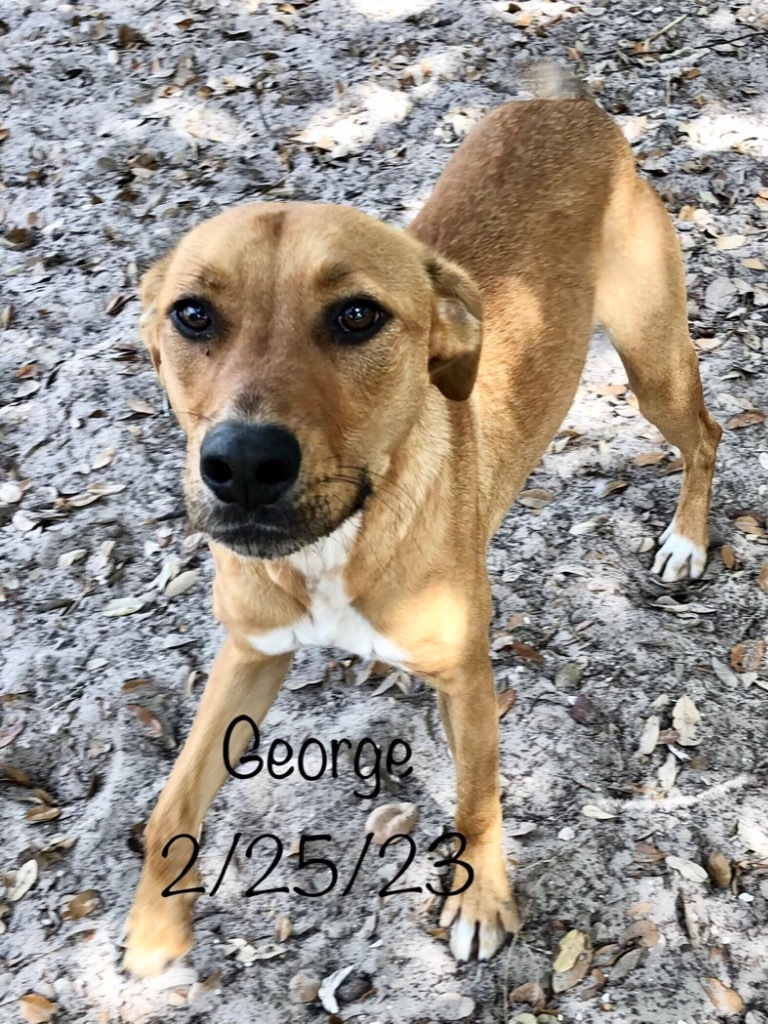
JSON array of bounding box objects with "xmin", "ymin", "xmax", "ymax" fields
[
  {"xmin": 726, "ymin": 410, "xmax": 765, "ymax": 429},
  {"xmin": 581, "ymin": 804, "xmax": 617, "ymax": 820},
  {"xmin": 19, "ymin": 995, "xmax": 56, "ymax": 1024},
  {"xmin": 711, "ymin": 657, "xmax": 739, "ymax": 689},
  {"xmin": 364, "ymin": 802, "xmax": 418, "ymax": 844},
  {"xmin": 58, "ymin": 548, "xmax": 88, "ymax": 568},
  {"xmin": 553, "ymin": 929, "xmax": 588, "ymax": 972},
  {"xmin": 619, "ymin": 919, "xmax": 660, "ymax": 948},
  {"xmin": 720, "ymin": 545, "xmax": 737, "ymax": 569},
  {"xmin": 596, "ymin": 479, "xmax": 627, "ymax": 500},
  {"xmin": 633, "ymin": 451, "xmax": 666, "ymax": 467},
  {"xmin": 610, "ymin": 947, "xmax": 645, "ymax": 980},
  {"xmin": 274, "ymin": 913, "xmax": 293, "ymax": 943},
  {"xmin": 638, "ymin": 715, "xmax": 660, "ymax": 756},
  {"xmin": 497, "ymin": 688, "xmax": 517, "ymax": 719},
  {"xmin": 517, "ymin": 488, "xmax": 554, "ymax": 510},
  {"xmin": 511, "ymin": 642, "xmax": 544, "ymax": 664},
  {"xmin": 666, "ymin": 855, "xmax": 708, "ymax": 883},
  {"xmin": 715, "ymin": 234, "xmax": 746, "ymax": 251},
  {"xmin": 738, "ymin": 809, "xmax": 768, "ymax": 857},
  {"xmin": 705, "ymin": 276, "xmax": 737, "ymax": 311},
  {"xmin": 127, "ymin": 704, "xmax": 163, "ymax": 737},
  {"xmin": 672, "ymin": 695, "xmax": 701, "ymax": 746},
  {"xmin": 26, "ymin": 806, "xmax": 61, "ymax": 823},
  {"xmin": 694, "ymin": 336, "xmax": 723, "ymax": 351},
  {"xmin": 706, "ymin": 852, "xmax": 732, "ymax": 888},
  {"xmin": 553, "ymin": 929, "xmax": 592, "ymax": 993},
  {"xmin": 635, "ymin": 842, "xmax": 666, "ymax": 863},
  {"xmin": 658, "ymin": 752, "xmax": 678, "ymax": 793},
  {"xmin": 1, "ymin": 763, "xmax": 32, "ymax": 786},
  {"xmin": 730, "ymin": 638, "xmax": 766, "ymax": 672},
  {"xmin": 509, "ymin": 981, "xmax": 546, "ymax": 1011},
  {"xmin": 741, "ymin": 257, "xmax": 765, "ymax": 270},
  {"xmin": 0, "ymin": 722, "xmax": 25, "ymax": 748},
  {"xmin": 91, "ymin": 447, "xmax": 116, "ymax": 470},
  {"xmin": 734, "ymin": 515, "xmax": 764, "ymax": 537},
  {"xmin": 61, "ymin": 888, "xmax": 100, "ymax": 920},
  {"xmin": 126, "ymin": 398, "xmax": 156, "ymax": 416},
  {"xmin": 759, "ymin": 562, "xmax": 768, "ymax": 591},
  {"xmin": 102, "ymin": 596, "xmax": 145, "ymax": 617},
  {"xmin": 165, "ymin": 570, "xmax": 198, "ymax": 598},
  {"xmin": 702, "ymin": 978, "xmax": 744, "ymax": 1014},
  {"xmin": 6, "ymin": 859, "xmax": 38, "ymax": 901}
]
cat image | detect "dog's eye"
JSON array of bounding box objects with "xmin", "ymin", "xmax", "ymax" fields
[
  {"xmin": 171, "ymin": 299, "xmax": 213, "ymax": 338},
  {"xmin": 331, "ymin": 298, "xmax": 389, "ymax": 343}
]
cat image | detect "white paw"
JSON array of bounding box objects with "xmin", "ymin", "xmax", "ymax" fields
[{"xmin": 652, "ymin": 521, "xmax": 706, "ymax": 582}]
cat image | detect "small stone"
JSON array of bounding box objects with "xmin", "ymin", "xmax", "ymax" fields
[
  {"xmin": 435, "ymin": 994, "xmax": 476, "ymax": 1020},
  {"xmin": 289, "ymin": 971, "xmax": 320, "ymax": 1004},
  {"xmin": 555, "ymin": 662, "xmax": 585, "ymax": 690},
  {"xmin": 337, "ymin": 970, "xmax": 373, "ymax": 1003}
]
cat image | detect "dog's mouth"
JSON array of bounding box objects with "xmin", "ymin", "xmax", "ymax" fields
[{"xmin": 188, "ymin": 475, "xmax": 373, "ymax": 559}]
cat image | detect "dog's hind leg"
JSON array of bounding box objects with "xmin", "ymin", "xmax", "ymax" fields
[{"xmin": 595, "ymin": 171, "xmax": 722, "ymax": 582}]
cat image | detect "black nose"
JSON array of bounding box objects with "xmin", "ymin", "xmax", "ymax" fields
[{"xmin": 200, "ymin": 422, "xmax": 301, "ymax": 509}]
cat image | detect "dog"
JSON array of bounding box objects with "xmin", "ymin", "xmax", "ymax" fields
[{"xmin": 123, "ymin": 68, "xmax": 721, "ymax": 976}]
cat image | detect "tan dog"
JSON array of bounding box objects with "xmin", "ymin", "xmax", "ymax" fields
[{"xmin": 123, "ymin": 73, "xmax": 721, "ymax": 976}]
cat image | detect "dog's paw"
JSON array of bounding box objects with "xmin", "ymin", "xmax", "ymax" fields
[
  {"xmin": 439, "ymin": 854, "xmax": 519, "ymax": 961},
  {"xmin": 652, "ymin": 519, "xmax": 706, "ymax": 582},
  {"xmin": 122, "ymin": 898, "xmax": 194, "ymax": 978}
]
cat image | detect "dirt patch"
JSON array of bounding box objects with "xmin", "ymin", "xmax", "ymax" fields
[{"xmin": 1, "ymin": 1, "xmax": 767, "ymax": 1022}]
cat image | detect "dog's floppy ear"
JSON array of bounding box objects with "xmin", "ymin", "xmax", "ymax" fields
[
  {"xmin": 138, "ymin": 253, "xmax": 173, "ymax": 373},
  {"xmin": 425, "ymin": 254, "xmax": 483, "ymax": 402}
]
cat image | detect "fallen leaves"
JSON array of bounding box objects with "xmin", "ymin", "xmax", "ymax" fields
[
  {"xmin": 102, "ymin": 596, "xmax": 146, "ymax": 617},
  {"xmin": 552, "ymin": 929, "xmax": 592, "ymax": 993},
  {"xmin": 19, "ymin": 995, "xmax": 56, "ymax": 1024},
  {"xmin": 164, "ymin": 569, "xmax": 198, "ymax": 598},
  {"xmin": 672, "ymin": 695, "xmax": 701, "ymax": 746},
  {"xmin": 127, "ymin": 704, "xmax": 163, "ymax": 737},
  {"xmin": 637, "ymin": 714, "xmax": 660, "ymax": 756},
  {"xmin": 61, "ymin": 888, "xmax": 100, "ymax": 921},
  {"xmin": 666, "ymin": 855, "xmax": 708, "ymax": 883},
  {"xmin": 497, "ymin": 688, "xmax": 517, "ymax": 719},
  {"xmin": 5, "ymin": 859, "xmax": 38, "ymax": 901},
  {"xmin": 705, "ymin": 277, "xmax": 737, "ymax": 311},
  {"xmin": 715, "ymin": 233, "xmax": 747, "ymax": 251},
  {"xmin": 730, "ymin": 639, "xmax": 765, "ymax": 673},
  {"xmin": 364, "ymin": 802, "xmax": 418, "ymax": 844},
  {"xmin": 126, "ymin": 398, "xmax": 157, "ymax": 417},
  {"xmin": 726, "ymin": 410, "xmax": 765, "ymax": 429},
  {"xmin": 702, "ymin": 978, "xmax": 744, "ymax": 1014},
  {"xmin": 706, "ymin": 852, "xmax": 733, "ymax": 888},
  {"xmin": 517, "ymin": 488, "xmax": 554, "ymax": 510},
  {"xmin": 738, "ymin": 807, "xmax": 768, "ymax": 858},
  {"xmin": 581, "ymin": 804, "xmax": 618, "ymax": 821},
  {"xmin": 619, "ymin": 919, "xmax": 660, "ymax": 948}
]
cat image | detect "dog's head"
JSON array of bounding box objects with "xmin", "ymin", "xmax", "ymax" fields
[{"xmin": 139, "ymin": 202, "xmax": 482, "ymax": 558}]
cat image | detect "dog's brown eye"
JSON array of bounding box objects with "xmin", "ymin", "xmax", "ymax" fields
[
  {"xmin": 171, "ymin": 299, "xmax": 213, "ymax": 338},
  {"xmin": 331, "ymin": 297, "xmax": 388, "ymax": 343}
]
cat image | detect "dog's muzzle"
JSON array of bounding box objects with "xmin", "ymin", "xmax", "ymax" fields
[{"xmin": 192, "ymin": 421, "xmax": 369, "ymax": 558}]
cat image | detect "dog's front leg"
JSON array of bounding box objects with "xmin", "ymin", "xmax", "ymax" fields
[
  {"xmin": 123, "ymin": 635, "xmax": 292, "ymax": 978},
  {"xmin": 430, "ymin": 653, "xmax": 519, "ymax": 961}
]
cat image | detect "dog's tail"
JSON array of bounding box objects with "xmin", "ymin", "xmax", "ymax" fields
[{"xmin": 519, "ymin": 61, "xmax": 593, "ymax": 101}]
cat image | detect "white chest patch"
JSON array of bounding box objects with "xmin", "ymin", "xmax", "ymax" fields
[{"xmin": 248, "ymin": 516, "xmax": 409, "ymax": 666}]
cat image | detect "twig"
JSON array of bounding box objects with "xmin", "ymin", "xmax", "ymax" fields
[{"xmin": 644, "ymin": 12, "xmax": 689, "ymax": 47}]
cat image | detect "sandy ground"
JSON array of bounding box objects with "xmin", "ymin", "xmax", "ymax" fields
[{"xmin": 2, "ymin": 1, "xmax": 768, "ymax": 1022}]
